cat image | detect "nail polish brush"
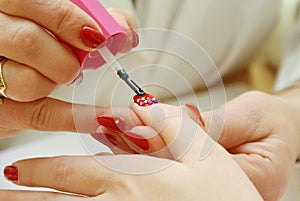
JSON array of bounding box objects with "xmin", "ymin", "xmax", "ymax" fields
[
  {"xmin": 97, "ymin": 46, "xmax": 145, "ymax": 96},
  {"xmin": 69, "ymin": 0, "xmax": 159, "ymax": 106}
]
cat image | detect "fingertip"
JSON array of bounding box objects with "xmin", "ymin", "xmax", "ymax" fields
[{"xmin": 3, "ymin": 165, "xmax": 18, "ymax": 182}]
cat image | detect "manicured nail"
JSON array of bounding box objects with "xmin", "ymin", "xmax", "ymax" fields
[
  {"xmin": 91, "ymin": 132, "xmax": 118, "ymax": 146},
  {"xmin": 133, "ymin": 93, "xmax": 160, "ymax": 107},
  {"xmin": 130, "ymin": 28, "xmax": 139, "ymax": 48},
  {"xmin": 80, "ymin": 26, "xmax": 106, "ymax": 48},
  {"xmin": 185, "ymin": 103, "xmax": 205, "ymax": 127},
  {"xmin": 96, "ymin": 116, "xmax": 125, "ymax": 133},
  {"xmin": 68, "ymin": 70, "xmax": 83, "ymax": 86},
  {"xmin": 123, "ymin": 131, "xmax": 149, "ymax": 150},
  {"xmin": 104, "ymin": 134, "xmax": 118, "ymax": 146},
  {"xmin": 4, "ymin": 166, "xmax": 18, "ymax": 181}
]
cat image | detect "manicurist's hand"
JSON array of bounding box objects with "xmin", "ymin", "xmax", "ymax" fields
[
  {"xmin": 1, "ymin": 104, "xmax": 262, "ymax": 201},
  {"xmin": 0, "ymin": 0, "xmax": 138, "ymax": 137}
]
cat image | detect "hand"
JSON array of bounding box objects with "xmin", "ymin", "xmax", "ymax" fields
[
  {"xmin": 0, "ymin": 0, "xmax": 138, "ymax": 136},
  {"xmin": 203, "ymin": 91, "xmax": 300, "ymax": 201},
  {"xmin": 91, "ymin": 103, "xmax": 204, "ymax": 158},
  {"xmin": 1, "ymin": 104, "xmax": 262, "ymax": 201}
]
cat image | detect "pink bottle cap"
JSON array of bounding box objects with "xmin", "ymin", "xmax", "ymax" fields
[{"xmin": 70, "ymin": 0, "xmax": 127, "ymax": 70}]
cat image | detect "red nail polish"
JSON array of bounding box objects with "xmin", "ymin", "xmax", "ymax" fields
[
  {"xmin": 105, "ymin": 134, "xmax": 118, "ymax": 146},
  {"xmin": 4, "ymin": 166, "xmax": 18, "ymax": 181},
  {"xmin": 96, "ymin": 116, "xmax": 125, "ymax": 133},
  {"xmin": 185, "ymin": 103, "xmax": 205, "ymax": 127},
  {"xmin": 80, "ymin": 26, "xmax": 106, "ymax": 48},
  {"xmin": 123, "ymin": 132, "xmax": 149, "ymax": 151},
  {"xmin": 130, "ymin": 28, "xmax": 139, "ymax": 48},
  {"xmin": 133, "ymin": 93, "xmax": 160, "ymax": 107}
]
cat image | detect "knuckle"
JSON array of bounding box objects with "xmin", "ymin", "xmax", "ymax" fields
[
  {"xmin": 11, "ymin": 68, "xmax": 54, "ymax": 101},
  {"xmin": 51, "ymin": 157, "xmax": 71, "ymax": 189},
  {"xmin": 51, "ymin": 2, "xmax": 73, "ymax": 34},
  {"xmin": 9, "ymin": 22, "xmax": 41, "ymax": 57},
  {"xmin": 29, "ymin": 99, "xmax": 52, "ymax": 130},
  {"xmin": 56, "ymin": 67, "xmax": 80, "ymax": 84}
]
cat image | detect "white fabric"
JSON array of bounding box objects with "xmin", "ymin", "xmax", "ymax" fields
[
  {"xmin": 100, "ymin": 0, "xmax": 300, "ymax": 93},
  {"xmin": 275, "ymin": 0, "xmax": 300, "ymax": 91},
  {"xmin": 91, "ymin": 0, "xmax": 285, "ymax": 107}
]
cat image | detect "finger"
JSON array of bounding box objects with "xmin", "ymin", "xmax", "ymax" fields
[
  {"xmin": 108, "ymin": 8, "xmax": 139, "ymax": 52},
  {"xmin": 202, "ymin": 92, "xmax": 270, "ymax": 149},
  {"xmin": 108, "ymin": 8, "xmax": 139, "ymax": 31},
  {"xmin": 0, "ymin": 0, "xmax": 102, "ymax": 51},
  {"xmin": 133, "ymin": 103, "xmax": 207, "ymax": 162},
  {"xmin": 123, "ymin": 126, "xmax": 173, "ymax": 158},
  {"xmin": 0, "ymin": 190, "xmax": 88, "ymax": 201},
  {"xmin": 7, "ymin": 156, "xmax": 122, "ymax": 196},
  {"xmin": 93, "ymin": 107, "xmax": 144, "ymax": 154},
  {"xmin": 0, "ymin": 13, "xmax": 80, "ymax": 84},
  {"xmin": 0, "ymin": 98, "xmax": 108, "ymax": 133},
  {"xmin": 91, "ymin": 129, "xmax": 137, "ymax": 155},
  {"xmin": 3, "ymin": 60, "xmax": 56, "ymax": 101}
]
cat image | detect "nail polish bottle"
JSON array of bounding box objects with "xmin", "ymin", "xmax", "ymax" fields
[{"xmin": 69, "ymin": 0, "xmax": 127, "ymax": 70}]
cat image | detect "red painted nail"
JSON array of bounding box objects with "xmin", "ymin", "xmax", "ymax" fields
[
  {"xmin": 133, "ymin": 93, "xmax": 160, "ymax": 107},
  {"xmin": 91, "ymin": 132, "xmax": 118, "ymax": 147},
  {"xmin": 185, "ymin": 103, "xmax": 205, "ymax": 127},
  {"xmin": 130, "ymin": 28, "xmax": 139, "ymax": 48},
  {"xmin": 123, "ymin": 132, "xmax": 149, "ymax": 151},
  {"xmin": 4, "ymin": 166, "xmax": 18, "ymax": 181},
  {"xmin": 80, "ymin": 26, "xmax": 106, "ymax": 48},
  {"xmin": 104, "ymin": 134, "xmax": 118, "ymax": 146},
  {"xmin": 96, "ymin": 116, "xmax": 125, "ymax": 133}
]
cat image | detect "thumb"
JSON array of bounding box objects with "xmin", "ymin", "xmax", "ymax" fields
[
  {"xmin": 202, "ymin": 92, "xmax": 265, "ymax": 149},
  {"xmin": 0, "ymin": 98, "xmax": 108, "ymax": 133},
  {"xmin": 133, "ymin": 103, "xmax": 209, "ymax": 162}
]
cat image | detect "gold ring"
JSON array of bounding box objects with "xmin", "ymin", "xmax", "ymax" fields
[{"xmin": 0, "ymin": 58, "xmax": 8, "ymax": 98}]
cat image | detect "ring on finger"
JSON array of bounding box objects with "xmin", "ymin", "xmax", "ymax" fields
[{"xmin": 0, "ymin": 58, "xmax": 8, "ymax": 99}]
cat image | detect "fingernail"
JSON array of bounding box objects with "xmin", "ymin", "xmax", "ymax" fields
[
  {"xmin": 123, "ymin": 131, "xmax": 149, "ymax": 150},
  {"xmin": 80, "ymin": 26, "xmax": 106, "ymax": 48},
  {"xmin": 185, "ymin": 103, "xmax": 205, "ymax": 127},
  {"xmin": 104, "ymin": 134, "xmax": 118, "ymax": 146},
  {"xmin": 133, "ymin": 93, "xmax": 160, "ymax": 107},
  {"xmin": 68, "ymin": 70, "xmax": 83, "ymax": 86},
  {"xmin": 3, "ymin": 166, "xmax": 18, "ymax": 181},
  {"xmin": 129, "ymin": 28, "xmax": 139, "ymax": 48},
  {"xmin": 91, "ymin": 132, "xmax": 118, "ymax": 146},
  {"xmin": 96, "ymin": 116, "xmax": 125, "ymax": 133}
]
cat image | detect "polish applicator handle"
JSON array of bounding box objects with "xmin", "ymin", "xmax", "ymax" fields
[{"xmin": 68, "ymin": 0, "xmax": 127, "ymax": 70}]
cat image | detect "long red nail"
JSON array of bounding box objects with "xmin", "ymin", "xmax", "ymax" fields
[
  {"xmin": 185, "ymin": 103, "xmax": 205, "ymax": 127},
  {"xmin": 96, "ymin": 116, "xmax": 125, "ymax": 133},
  {"xmin": 80, "ymin": 26, "xmax": 106, "ymax": 48},
  {"xmin": 4, "ymin": 166, "xmax": 18, "ymax": 181},
  {"xmin": 90, "ymin": 132, "xmax": 118, "ymax": 146},
  {"xmin": 105, "ymin": 134, "xmax": 118, "ymax": 146},
  {"xmin": 123, "ymin": 132, "xmax": 149, "ymax": 151}
]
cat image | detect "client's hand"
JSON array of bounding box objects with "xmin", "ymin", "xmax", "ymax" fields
[
  {"xmin": 203, "ymin": 91, "xmax": 300, "ymax": 201},
  {"xmin": 0, "ymin": 0, "xmax": 138, "ymax": 137},
  {"xmin": 1, "ymin": 104, "xmax": 262, "ymax": 201}
]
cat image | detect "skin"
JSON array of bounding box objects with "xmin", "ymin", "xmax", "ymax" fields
[
  {"xmin": 0, "ymin": 1, "xmax": 299, "ymax": 200},
  {"xmin": 91, "ymin": 88, "xmax": 300, "ymax": 201},
  {"xmin": 0, "ymin": 0, "xmax": 139, "ymax": 137},
  {"xmin": 0, "ymin": 104, "xmax": 263, "ymax": 201}
]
